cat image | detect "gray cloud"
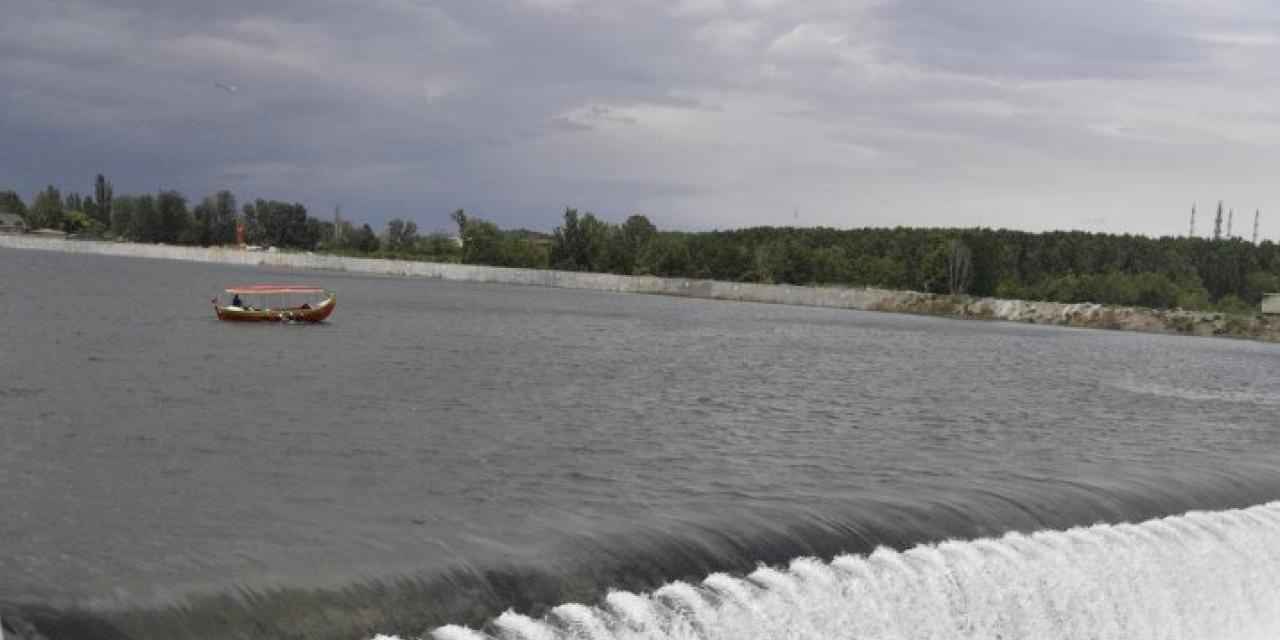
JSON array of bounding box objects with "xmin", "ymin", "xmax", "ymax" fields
[
  {"xmin": 4, "ymin": 0, "xmax": 1280, "ymax": 237},
  {"xmin": 876, "ymin": 1, "xmax": 1204, "ymax": 79}
]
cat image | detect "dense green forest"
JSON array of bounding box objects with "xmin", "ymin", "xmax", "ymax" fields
[{"xmin": 4, "ymin": 177, "xmax": 1279, "ymax": 313}]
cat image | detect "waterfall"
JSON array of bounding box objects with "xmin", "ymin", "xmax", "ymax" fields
[{"xmin": 398, "ymin": 501, "xmax": 1280, "ymax": 640}]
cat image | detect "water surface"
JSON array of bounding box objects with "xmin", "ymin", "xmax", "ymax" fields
[{"xmin": 3, "ymin": 247, "xmax": 1280, "ymax": 634}]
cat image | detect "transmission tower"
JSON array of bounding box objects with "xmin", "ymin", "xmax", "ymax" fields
[
  {"xmin": 1189, "ymin": 204, "xmax": 1196, "ymax": 237},
  {"xmin": 1254, "ymin": 210, "xmax": 1261, "ymax": 244},
  {"xmin": 1214, "ymin": 202, "xmax": 1224, "ymax": 240},
  {"xmin": 1228, "ymin": 209, "xmax": 1235, "ymax": 238}
]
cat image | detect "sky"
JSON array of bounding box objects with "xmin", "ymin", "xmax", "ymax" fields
[{"xmin": 4, "ymin": 0, "xmax": 1280, "ymax": 237}]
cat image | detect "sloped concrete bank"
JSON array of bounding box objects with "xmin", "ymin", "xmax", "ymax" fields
[{"xmin": 4, "ymin": 235, "xmax": 1278, "ymax": 342}]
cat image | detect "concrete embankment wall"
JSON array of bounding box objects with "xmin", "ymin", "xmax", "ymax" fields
[
  {"xmin": 0, "ymin": 235, "xmax": 900, "ymax": 309},
  {"xmin": 4, "ymin": 234, "xmax": 1278, "ymax": 341}
]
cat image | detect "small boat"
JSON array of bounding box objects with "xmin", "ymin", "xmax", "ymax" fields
[{"xmin": 212, "ymin": 284, "xmax": 336, "ymax": 323}]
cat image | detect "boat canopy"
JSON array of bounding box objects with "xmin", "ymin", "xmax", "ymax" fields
[{"xmin": 225, "ymin": 284, "xmax": 328, "ymax": 295}]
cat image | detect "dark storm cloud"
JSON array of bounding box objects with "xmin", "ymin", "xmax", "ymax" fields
[{"xmin": 3, "ymin": 1, "xmax": 1279, "ymax": 235}]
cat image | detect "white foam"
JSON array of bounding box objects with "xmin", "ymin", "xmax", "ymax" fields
[
  {"xmin": 493, "ymin": 611, "xmax": 559, "ymax": 640},
  {"xmin": 550, "ymin": 603, "xmax": 612, "ymax": 639},
  {"xmin": 429, "ymin": 625, "xmax": 491, "ymax": 640},
  {"xmin": 604, "ymin": 591, "xmax": 660, "ymax": 632},
  {"xmin": 400, "ymin": 501, "xmax": 1280, "ymax": 640}
]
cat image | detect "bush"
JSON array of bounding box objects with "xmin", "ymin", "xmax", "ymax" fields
[
  {"xmin": 1216, "ymin": 294, "xmax": 1254, "ymax": 315},
  {"xmin": 1175, "ymin": 286, "xmax": 1212, "ymax": 311},
  {"xmin": 1244, "ymin": 271, "xmax": 1280, "ymax": 305}
]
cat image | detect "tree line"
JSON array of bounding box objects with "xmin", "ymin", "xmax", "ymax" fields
[
  {"xmin": 0, "ymin": 178, "xmax": 441, "ymax": 258},
  {"xmin": 365, "ymin": 207, "xmax": 1280, "ymax": 313},
  {"xmin": 4, "ymin": 177, "xmax": 1279, "ymax": 312},
  {"xmin": 658, "ymin": 226, "xmax": 1280, "ymax": 312}
]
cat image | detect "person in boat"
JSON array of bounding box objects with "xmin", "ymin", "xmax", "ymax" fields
[{"xmin": 231, "ymin": 293, "xmax": 244, "ymax": 308}]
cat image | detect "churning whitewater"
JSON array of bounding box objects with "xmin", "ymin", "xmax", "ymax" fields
[{"xmin": 403, "ymin": 502, "xmax": 1280, "ymax": 640}]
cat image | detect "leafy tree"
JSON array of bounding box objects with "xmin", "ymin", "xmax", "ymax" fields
[
  {"xmin": 446, "ymin": 212, "xmax": 549, "ymax": 266},
  {"xmin": 63, "ymin": 210, "xmax": 104, "ymax": 236},
  {"xmin": 550, "ymin": 208, "xmax": 582, "ymax": 269},
  {"xmin": 300, "ymin": 217, "xmax": 327, "ymax": 250},
  {"xmin": 460, "ymin": 217, "xmax": 502, "ymax": 264},
  {"xmin": 810, "ymin": 245, "xmax": 851, "ymax": 285},
  {"xmin": 242, "ymin": 200, "xmax": 312, "ymax": 249},
  {"xmin": 127, "ymin": 195, "xmax": 159, "ymax": 242},
  {"xmin": 919, "ymin": 235, "xmax": 954, "ymax": 294},
  {"xmin": 0, "ymin": 190, "xmax": 27, "ymax": 219},
  {"xmin": 1130, "ymin": 272, "xmax": 1179, "ymax": 309},
  {"xmin": 1243, "ymin": 271, "xmax": 1280, "ymax": 305},
  {"xmin": 753, "ymin": 236, "xmax": 815, "ymax": 284},
  {"xmin": 111, "ymin": 195, "xmax": 137, "ymax": 238},
  {"xmin": 155, "ymin": 190, "xmax": 190, "ymax": 243},
  {"xmin": 550, "ymin": 208, "xmax": 613, "ymax": 271},
  {"xmin": 850, "ymin": 254, "xmax": 908, "ymax": 289},
  {"xmin": 386, "ymin": 218, "xmax": 419, "ymax": 252},
  {"xmin": 947, "ymin": 239, "xmax": 974, "ymax": 295},
  {"xmin": 636, "ymin": 233, "xmax": 693, "ymax": 277},
  {"xmin": 500, "ymin": 236, "xmax": 550, "ymax": 268},
  {"xmin": 612, "ymin": 214, "xmax": 657, "ymax": 274},
  {"xmin": 418, "ymin": 232, "xmax": 462, "ymax": 261},
  {"xmin": 190, "ymin": 191, "xmax": 238, "ymax": 246},
  {"xmin": 29, "ymin": 185, "xmax": 63, "ymax": 230},
  {"xmin": 210, "ymin": 191, "xmax": 238, "ymax": 245},
  {"xmin": 326, "ymin": 219, "xmax": 355, "ymax": 251},
  {"xmin": 353, "ymin": 223, "xmax": 380, "ymax": 253}
]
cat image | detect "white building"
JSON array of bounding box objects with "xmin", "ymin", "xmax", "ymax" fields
[{"xmin": 1263, "ymin": 293, "xmax": 1280, "ymax": 315}]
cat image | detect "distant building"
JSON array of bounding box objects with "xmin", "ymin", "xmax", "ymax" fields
[
  {"xmin": 0, "ymin": 211, "xmax": 26, "ymax": 234},
  {"xmin": 1264, "ymin": 293, "xmax": 1280, "ymax": 315}
]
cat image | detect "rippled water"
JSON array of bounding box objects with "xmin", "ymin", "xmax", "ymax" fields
[{"xmin": 3, "ymin": 247, "xmax": 1280, "ymax": 637}]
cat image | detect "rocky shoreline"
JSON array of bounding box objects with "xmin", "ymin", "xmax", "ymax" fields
[
  {"xmin": 4, "ymin": 234, "xmax": 1277, "ymax": 343},
  {"xmin": 878, "ymin": 292, "xmax": 1280, "ymax": 341}
]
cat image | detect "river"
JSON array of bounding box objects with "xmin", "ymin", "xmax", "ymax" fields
[{"xmin": 3, "ymin": 247, "xmax": 1280, "ymax": 639}]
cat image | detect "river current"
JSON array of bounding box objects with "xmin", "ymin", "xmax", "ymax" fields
[{"xmin": 3, "ymin": 247, "xmax": 1280, "ymax": 639}]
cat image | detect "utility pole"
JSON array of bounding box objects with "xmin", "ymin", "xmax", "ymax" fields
[
  {"xmin": 1254, "ymin": 210, "xmax": 1261, "ymax": 244},
  {"xmin": 1189, "ymin": 204, "xmax": 1196, "ymax": 237}
]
